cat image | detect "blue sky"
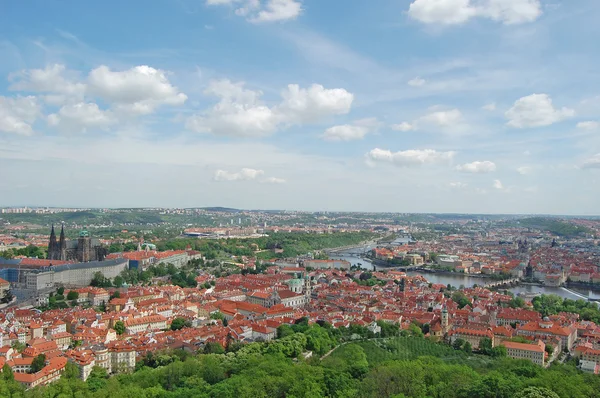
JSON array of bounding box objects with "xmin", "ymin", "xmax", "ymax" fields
[{"xmin": 0, "ymin": 0, "xmax": 599, "ymax": 214}]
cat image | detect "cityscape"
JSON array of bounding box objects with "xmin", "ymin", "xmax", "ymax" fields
[
  {"xmin": 0, "ymin": 208, "xmax": 599, "ymax": 395},
  {"xmin": 2, "ymin": 0, "xmax": 600, "ymax": 397}
]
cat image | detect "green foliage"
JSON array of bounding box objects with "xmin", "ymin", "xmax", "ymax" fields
[
  {"xmin": 532, "ymin": 294, "xmax": 600, "ymax": 322},
  {"xmin": 170, "ymin": 317, "xmax": 190, "ymax": 331},
  {"xmin": 518, "ymin": 217, "xmax": 591, "ymax": 237},
  {"xmin": 66, "ymin": 290, "xmax": 79, "ymax": 300},
  {"xmin": 114, "ymin": 320, "xmax": 125, "ymax": 335},
  {"xmin": 452, "ymin": 291, "xmax": 471, "ymax": 309},
  {"xmin": 91, "ymin": 271, "xmax": 112, "ymax": 288},
  {"xmin": 29, "ymin": 354, "xmax": 46, "ymax": 373},
  {"xmin": 5, "ymin": 331, "xmax": 600, "ymax": 398}
]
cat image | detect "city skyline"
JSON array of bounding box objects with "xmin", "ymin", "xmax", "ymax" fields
[{"xmin": 1, "ymin": 0, "xmax": 599, "ymax": 214}]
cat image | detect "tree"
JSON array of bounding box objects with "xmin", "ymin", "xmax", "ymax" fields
[
  {"xmin": 67, "ymin": 290, "xmax": 79, "ymax": 300},
  {"xmin": 113, "ymin": 275, "xmax": 125, "ymax": 287},
  {"xmin": 110, "ymin": 290, "xmax": 121, "ymax": 299},
  {"xmin": 91, "ymin": 271, "xmax": 111, "ymax": 288},
  {"xmin": 0, "ymin": 290, "xmax": 13, "ymax": 304},
  {"xmin": 170, "ymin": 317, "xmax": 189, "ymax": 331},
  {"xmin": 114, "ymin": 320, "xmax": 125, "ymax": 335},
  {"xmin": 463, "ymin": 341, "xmax": 472, "ymax": 354},
  {"xmin": 516, "ymin": 386, "xmax": 560, "ymax": 398},
  {"xmin": 57, "ymin": 286, "xmax": 65, "ymax": 295},
  {"xmin": 63, "ymin": 362, "xmax": 80, "ymax": 379},
  {"xmin": 479, "ymin": 337, "xmax": 493, "ymax": 355},
  {"xmin": 451, "ymin": 291, "xmax": 470, "ymax": 309},
  {"xmin": 30, "ymin": 354, "xmax": 46, "ymax": 373},
  {"xmin": 2, "ymin": 363, "xmax": 13, "ymax": 382},
  {"xmin": 203, "ymin": 342, "xmax": 225, "ymax": 354},
  {"xmin": 453, "ymin": 338, "xmax": 466, "ymax": 350},
  {"xmin": 491, "ymin": 345, "xmax": 507, "ymax": 358}
]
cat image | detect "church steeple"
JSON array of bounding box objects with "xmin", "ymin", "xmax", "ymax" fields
[
  {"xmin": 48, "ymin": 224, "xmax": 58, "ymax": 260},
  {"xmin": 59, "ymin": 224, "xmax": 67, "ymax": 261}
]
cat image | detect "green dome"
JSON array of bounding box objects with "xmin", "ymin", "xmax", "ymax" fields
[{"xmin": 79, "ymin": 230, "xmax": 89, "ymax": 237}]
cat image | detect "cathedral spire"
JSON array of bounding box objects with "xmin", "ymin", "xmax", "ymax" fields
[{"xmin": 48, "ymin": 224, "xmax": 58, "ymax": 260}]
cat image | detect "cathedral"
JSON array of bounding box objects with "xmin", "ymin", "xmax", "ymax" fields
[{"xmin": 47, "ymin": 225, "xmax": 108, "ymax": 263}]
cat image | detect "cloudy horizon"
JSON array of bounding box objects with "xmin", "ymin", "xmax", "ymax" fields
[{"xmin": 1, "ymin": 0, "xmax": 599, "ymax": 215}]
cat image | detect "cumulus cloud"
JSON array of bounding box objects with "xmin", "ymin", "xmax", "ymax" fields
[
  {"xmin": 88, "ymin": 65, "xmax": 187, "ymax": 115},
  {"xmin": 186, "ymin": 80, "xmax": 278, "ymax": 137},
  {"xmin": 213, "ymin": 168, "xmax": 265, "ymax": 181},
  {"xmin": 408, "ymin": 77, "xmax": 426, "ymax": 87},
  {"xmin": 577, "ymin": 121, "xmax": 599, "ymax": 130},
  {"xmin": 391, "ymin": 122, "xmax": 414, "ymax": 132},
  {"xmin": 322, "ymin": 118, "xmax": 379, "ymax": 142},
  {"xmin": 482, "ymin": 103, "xmax": 496, "ymax": 111},
  {"xmin": 408, "ymin": 0, "xmax": 542, "ymax": 25},
  {"xmin": 517, "ymin": 166, "xmax": 532, "ymax": 175},
  {"xmin": 187, "ymin": 80, "xmax": 354, "ymax": 137},
  {"xmin": 8, "ymin": 64, "xmax": 86, "ymax": 105},
  {"xmin": 493, "ymin": 179, "xmax": 504, "ymax": 190},
  {"xmin": 456, "ymin": 160, "xmax": 497, "ymax": 173},
  {"xmin": 506, "ymin": 94, "xmax": 574, "ymax": 128},
  {"xmin": 207, "ymin": 0, "xmax": 302, "ymax": 23},
  {"xmin": 366, "ymin": 148, "xmax": 456, "ymax": 167},
  {"xmin": 278, "ymin": 83, "xmax": 353, "ymax": 123},
  {"xmin": 582, "ymin": 154, "xmax": 600, "ymax": 169},
  {"xmin": 0, "ymin": 96, "xmax": 41, "ymax": 135},
  {"xmin": 47, "ymin": 103, "xmax": 115, "ymax": 133}
]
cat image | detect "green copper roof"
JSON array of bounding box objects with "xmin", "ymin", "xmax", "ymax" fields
[{"xmin": 79, "ymin": 230, "xmax": 89, "ymax": 237}]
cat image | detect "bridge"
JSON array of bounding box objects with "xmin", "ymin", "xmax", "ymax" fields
[{"xmin": 482, "ymin": 278, "xmax": 520, "ymax": 289}]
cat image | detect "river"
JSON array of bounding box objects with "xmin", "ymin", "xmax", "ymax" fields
[{"xmin": 329, "ymin": 252, "xmax": 600, "ymax": 301}]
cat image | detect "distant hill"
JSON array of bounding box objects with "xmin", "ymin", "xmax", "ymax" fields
[{"xmin": 200, "ymin": 207, "xmax": 241, "ymax": 213}]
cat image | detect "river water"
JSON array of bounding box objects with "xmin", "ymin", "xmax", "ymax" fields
[{"xmin": 330, "ymin": 253, "xmax": 600, "ymax": 301}]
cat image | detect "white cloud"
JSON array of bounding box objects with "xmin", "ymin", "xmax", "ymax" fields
[
  {"xmin": 249, "ymin": 0, "xmax": 302, "ymax": 23},
  {"xmin": 449, "ymin": 182, "xmax": 468, "ymax": 188},
  {"xmin": 186, "ymin": 79, "xmax": 279, "ymax": 137},
  {"xmin": 493, "ymin": 179, "xmax": 504, "ymax": 189},
  {"xmin": 366, "ymin": 148, "xmax": 456, "ymax": 167},
  {"xmin": 408, "ymin": 0, "xmax": 542, "ymax": 25},
  {"xmin": 322, "ymin": 125, "xmax": 369, "ymax": 142},
  {"xmin": 8, "ymin": 64, "xmax": 86, "ymax": 105},
  {"xmin": 418, "ymin": 108, "xmax": 463, "ymax": 127},
  {"xmin": 482, "ymin": 103, "xmax": 496, "ymax": 111},
  {"xmin": 88, "ymin": 65, "xmax": 187, "ymax": 115},
  {"xmin": 0, "ymin": 96, "xmax": 41, "ymax": 135},
  {"xmin": 505, "ymin": 93, "xmax": 574, "ymax": 128},
  {"xmin": 391, "ymin": 122, "xmax": 414, "ymax": 132},
  {"xmin": 322, "ymin": 118, "xmax": 379, "ymax": 141},
  {"xmin": 576, "ymin": 121, "xmax": 599, "ymax": 130},
  {"xmin": 517, "ymin": 166, "xmax": 532, "ymax": 175},
  {"xmin": 47, "ymin": 103, "xmax": 115, "ymax": 133},
  {"xmin": 278, "ymin": 83, "xmax": 353, "ymax": 123},
  {"xmin": 207, "ymin": 0, "xmax": 302, "ymax": 23},
  {"xmin": 456, "ymin": 160, "xmax": 497, "ymax": 173},
  {"xmin": 214, "ymin": 168, "xmax": 265, "ymax": 181},
  {"xmin": 187, "ymin": 80, "xmax": 354, "ymax": 137},
  {"xmin": 261, "ymin": 177, "xmax": 286, "ymax": 184},
  {"xmin": 408, "ymin": 77, "xmax": 426, "ymax": 87},
  {"xmin": 582, "ymin": 154, "xmax": 600, "ymax": 169}
]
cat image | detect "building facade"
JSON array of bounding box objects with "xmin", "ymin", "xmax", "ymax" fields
[{"xmin": 48, "ymin": 225, "xmax": 107, "ymax": 263}]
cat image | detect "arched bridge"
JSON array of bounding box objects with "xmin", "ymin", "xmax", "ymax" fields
[{"xmin": 483, "ymin": 278, "xmax": 520, "ymax": 288}]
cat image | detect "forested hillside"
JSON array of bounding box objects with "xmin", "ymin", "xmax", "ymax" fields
[{"xmin": 3, "ymin": 323, "xmax": 597, "ymax": 398}]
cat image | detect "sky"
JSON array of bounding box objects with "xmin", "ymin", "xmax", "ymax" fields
[{"xmin": 0, "ymin": 0, "xmax": 599, "ymax": 214}]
